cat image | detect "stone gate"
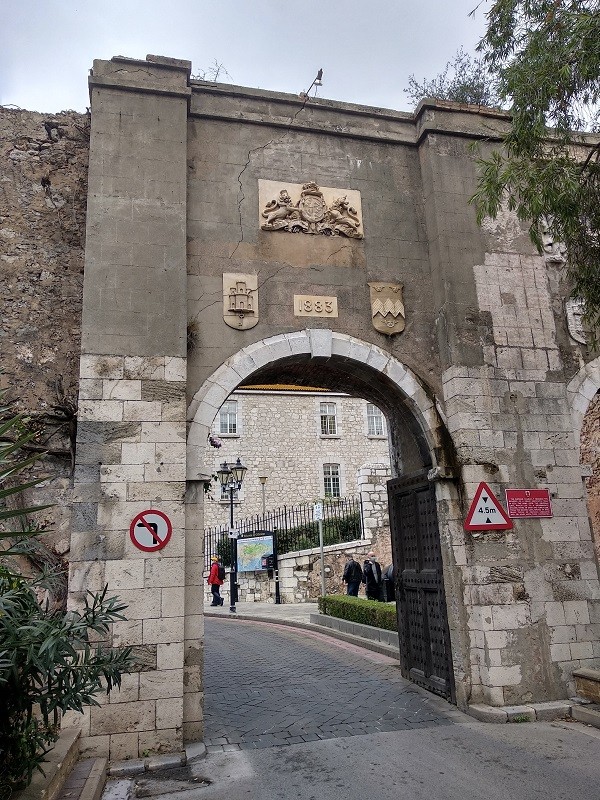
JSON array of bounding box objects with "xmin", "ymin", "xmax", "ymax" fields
[{"xmin": 68, "ymin": 54, "xmax": 600, "ymax": 759}]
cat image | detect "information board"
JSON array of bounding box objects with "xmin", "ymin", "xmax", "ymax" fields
[{"xmin": 505, "ymin": 489, "xmax": 553, "ymax": 518}]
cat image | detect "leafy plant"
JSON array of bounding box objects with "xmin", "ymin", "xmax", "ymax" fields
[
  {"xmin": 0, "ymin": 412, "xmax": 52, "ymax": 540},
  {"xmin": 471, "ymin": 0, "xmax": 600, "ymax": 337},
  {"xmin": 0, "ymin": 399, "xmax": 132, "ymax": 792},
  {"xmin": 509, "ymin": 713, "xmax": 531, "ymax": 723},
  {"xmin": 405, "ymin": 47, "xmax": 502, "ymax": 108},
  {"xmin": 216, "ymin": 535, "xmax": 234, "ymax": 567},
  {"xmin": 0, "ymin": 575, "xmax": 131, "ymax": 790},
  {"xmin": 278, "ymin": 512, "xmax": 361, "ymax": 554}
]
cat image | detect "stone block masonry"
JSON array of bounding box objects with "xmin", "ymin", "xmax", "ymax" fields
[
  {"xmin": 70, "ymin": 355, "xmax": 188, "ymax": 759},
  {"xmin": 69, "ymin": 55, "xmax": 193, "ymax": 760},
  {"xmin": 438, "ymin": 245, "xmax": 600, "ymax": 706},
  {"xmin": 58, "ymin": 52, "xmax": 600, "ymax": 757}
]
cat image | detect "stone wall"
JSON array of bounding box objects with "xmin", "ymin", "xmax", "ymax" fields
[
  {"xmin": 4, "ymin": 54, "xmax": 600, "ymax": 757},
  {"xmin": 440, "ymin": 242, "xmax": 599, "ymax": 706},
  {"xmin": 68, "ymin": 56, "xmax": 195, "ymax": 760},
  {"xmin": 205, "ymin": 463, "xmax": 392, "ymax": 604},
  {"xmin": 0, "ymin": 107, "xmax": 88, "ymax": 554},
  {"xmin": 204, "ymin": 391, "xmax": 390, "ymax": 527}
]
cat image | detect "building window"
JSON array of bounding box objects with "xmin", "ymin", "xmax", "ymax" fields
[
  {"xmin": 219, "ymin": 400, "xmax": 238, "ymax": 435},
  {"xmin": 367, "ymin": 403, "xmax": 385, "ymax": 436},
  {"xmin": 323, "ymin": 464, "xmax": 341, "ymax": 498},
  {"xmin": 320, "ymin": 402, "xmax": 337, "ymax": 436}
]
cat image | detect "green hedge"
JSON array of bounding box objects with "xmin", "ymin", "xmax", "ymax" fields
[{"xmin": 318, "ymin": 594, "xmax": 397, "ymax": 632}]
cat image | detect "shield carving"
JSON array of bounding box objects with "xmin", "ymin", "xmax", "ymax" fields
[
  {"xmin": 368, "ymin": 282, "xmax": 405, "ymax": 335},
  {"xmin": 299, "ymin": 183, "xmax": 326, "ymax": 224}
]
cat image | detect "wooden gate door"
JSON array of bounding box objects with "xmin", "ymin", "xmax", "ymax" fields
[{"xmin": 387, "ymin": 470, "xmax": 455, "ymax": 701}]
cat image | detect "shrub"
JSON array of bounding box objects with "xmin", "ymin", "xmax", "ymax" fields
[
  {"xmin": 318, "ymin": 594, "xmax": 398, "ymax": 632},
  {"xmin": 0, "ymin": 402, "xmax": 132, "ymax": 792},
  {"xmin": 216, "ymin": 535, "xmax": 233, "ymax": 567},
  {"xmin": 0, "ymin": 575, "xmax": 132, "ymax": 791}
]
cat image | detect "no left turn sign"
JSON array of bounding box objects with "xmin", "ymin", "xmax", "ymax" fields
[{"xmin": 130, "ymin": 509, "xmax": 172, "ymax": 552}]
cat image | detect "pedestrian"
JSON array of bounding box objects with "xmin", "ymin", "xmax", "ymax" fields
[
  {"xmin": 381, "ymin": 563, "xmax": 395, "ymax": 602},
  {"xmin": 342, "ymin": 555, "xmax": 363, "ymax": 597},
  {"xmin": 207, "ymin": 555, "xmax": 225, "ymax": 606},
  {"xmin": 363, "ymin": 551, "xmax": 383, "ymax": 601}
]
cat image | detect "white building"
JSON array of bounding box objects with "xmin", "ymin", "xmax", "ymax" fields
[{"xmin": 203, "ymin": 386, "xmax": 391, "ymax": 528}]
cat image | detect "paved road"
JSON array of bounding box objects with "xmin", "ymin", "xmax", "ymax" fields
[
  {"xmin": 203, "ymin": 617, "xmax": 458, "ymax": 750},
  {"xmin": 103, "ymin": 618, "xmax": 600, "ymax": 800}
]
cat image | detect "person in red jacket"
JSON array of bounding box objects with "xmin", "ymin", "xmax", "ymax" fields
[{"xmin": 208, "ymin": 556, "xmax": 224, "ymax": 606}]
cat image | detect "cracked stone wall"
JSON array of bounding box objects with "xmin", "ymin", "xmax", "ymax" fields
[
  {"xmin": 5, "ymin": 53, "xmax": 600, "ymax": 755},
  {"xmin": 0, "ymin": 107, "xmax": 88, "ymax": 557}
]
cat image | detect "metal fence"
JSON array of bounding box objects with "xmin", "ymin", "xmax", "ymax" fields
[{"xmin": 203, "ymin": 495, "xmax": 364, "ymax": 570}]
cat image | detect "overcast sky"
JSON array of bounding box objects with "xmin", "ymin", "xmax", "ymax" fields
[{"xmin": 1, "ymin": 1, "xmax": 487, "ymax": 114}]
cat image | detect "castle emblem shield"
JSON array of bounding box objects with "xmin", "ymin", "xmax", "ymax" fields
[{"xmin": 368, "ymin": 282, "xmax": 405, "ymax": 335}]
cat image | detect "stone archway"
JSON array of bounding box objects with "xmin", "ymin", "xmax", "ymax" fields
[
  {"xmin": 568, "ymin": 357, "xmax": 600, "ymax": 563},
  {"xmin": 187, "ymin": 330, "xmax": 446, "ymax": 478},
  {"xmin": 187, "ymin": 329, "xmax": 469, "ymax": 707},
  {"xmin": 567, "ymin": 357, "xmax": 600, "ymax": 445}
]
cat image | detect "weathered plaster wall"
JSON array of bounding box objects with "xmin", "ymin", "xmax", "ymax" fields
[{"xmin": 186, "ymin": 98, "xmax": 439, "ymax": 401}]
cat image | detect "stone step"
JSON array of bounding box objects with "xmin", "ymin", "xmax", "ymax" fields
[
  {"xmin": 573, "ymin": 668, "xmax": 600, "ymax": 703},
  {"xmin": 572, "ymin": 703, "xmax": 600, "ymax": 729},
  {"xmin": 13, "ymin": 723, "xmax": 80, "ymax": 800}
]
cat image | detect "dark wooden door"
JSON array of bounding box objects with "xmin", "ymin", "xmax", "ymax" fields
[{"xmin": 387, "ymin": 471, "xmax": 455, "ymax": 701}]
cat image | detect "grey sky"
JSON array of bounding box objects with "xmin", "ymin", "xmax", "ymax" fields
[{"xmin": 1, "ymin": 1, "xmax": 487, "ymax": 114}]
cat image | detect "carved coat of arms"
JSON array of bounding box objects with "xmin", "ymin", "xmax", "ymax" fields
[
  {"xmin": 565, "ymin": 297, "xmax": 587, "ymax": 344},
  {"xmin": 223, "ymin": 273, "xmax": 258, "ymax": 330},
  {"xmin": 260, "ymin": 181, "xmax": 363, "ymax": 239},
  {"xmin": 368, "ymin": 282, "xmax": 405, "ymax": 336}
]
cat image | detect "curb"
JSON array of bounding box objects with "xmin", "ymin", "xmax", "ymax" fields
[
  {"xmin": 572, "ymin": 703, "xmax": 600, "ymax": 729},
  {"xmin": 80, "ymin": 759, "xmax": 108, "ymax": 800},
  {"xmin": 205, "ymin": 609, "xmax": 401, "ymax": 660},
  {"xmin": 108, "ymin": 752, "xmax": 186, "ymax": 778},
  {"xmin": 467, "ymin": 700, "xmax": 572, "ymax": 723}
]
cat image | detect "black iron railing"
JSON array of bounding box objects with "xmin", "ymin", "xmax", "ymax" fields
[{"xmin": 204, "ymin": 495, "xmax": 364, "ymax": 570}]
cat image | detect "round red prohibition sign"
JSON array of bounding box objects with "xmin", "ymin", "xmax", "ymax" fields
[{"xmin": 130, "ymin": 509, "xmax": 172, "ymax": 553}]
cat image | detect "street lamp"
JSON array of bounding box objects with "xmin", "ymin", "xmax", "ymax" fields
[
  {"xmin": 258, "ymin": 473, "xmax": 268, "ymax": 516},
  {"xmin": 216, "ymin": 458, "xmax": 248, "ymax": 613}
]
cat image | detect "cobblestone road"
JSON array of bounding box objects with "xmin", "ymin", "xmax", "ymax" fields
[{"xmin": 203, "ymin": 618, "xmax": 455, "ymax": 751}]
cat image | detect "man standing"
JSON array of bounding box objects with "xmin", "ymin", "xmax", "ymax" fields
[
  {"xmin": 207, "ymin": 556, "xmax": 225, "ymax": 606},
  {"xmin": 363, "ymin": 551, "xmax": 383, "ymax": 601},
  {"xmin": 343, "ymin": 555, "xmax": 363, "ymax": 596}
]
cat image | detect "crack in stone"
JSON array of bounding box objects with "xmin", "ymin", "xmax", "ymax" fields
[{"xmin": 230, "ymin": 93, "xmax": 315, "ymax": 262}]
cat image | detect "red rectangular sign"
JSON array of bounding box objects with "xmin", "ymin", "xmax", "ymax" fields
[{"xmin": 505, "ymin": 489, "xmax": 553, "ymax": 518}]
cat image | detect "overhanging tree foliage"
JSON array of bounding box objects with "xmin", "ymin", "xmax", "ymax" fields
[
  {"xmin": 471, "ymin": 0, "xmax": 600, "ymax": 335},
  {"xmin": 404, "ymin": 46, "xmax": 502, "ymax": 107}
]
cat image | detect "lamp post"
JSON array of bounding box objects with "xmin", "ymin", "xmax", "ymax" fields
[
  {"xmin": 258, "ymin": 473, "xmax": 268, "ymax": 516},
  {"xmin": 216, "ymin": 458, "xmax": 247, "ymax": 613}
]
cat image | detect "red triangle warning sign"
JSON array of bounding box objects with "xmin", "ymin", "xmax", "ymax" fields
[{"xmin": 464, "ymin": 481, "xmax": 513, "ymax": 531}]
